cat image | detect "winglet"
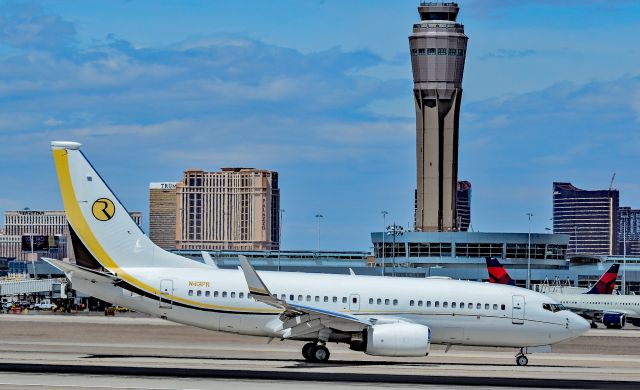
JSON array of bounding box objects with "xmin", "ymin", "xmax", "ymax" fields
[
  {"xmin": 586, "ymin": 263, "xmax": 619, "ymax": 294},
  {"xmin": 238, "ymin": 255, "xmax": 286, "ymax": 310},
  {"xmin": 201, "ymin": 251, "xmax": 218, "ymax": 269},
  {"xmin": 485, "ymin": 257, "xmax": 515, "ymax": 286}
]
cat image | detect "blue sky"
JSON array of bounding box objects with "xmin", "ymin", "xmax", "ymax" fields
[{"xmin": 1, "ymin": 0, "xmax": 639, "ymax": 251}]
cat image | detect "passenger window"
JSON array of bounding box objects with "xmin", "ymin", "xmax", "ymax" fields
[
  {"xmin": 410, "ymin": 300, "xmax": 415, "ymax": 306},
  {"xmin": 231, "ymin": 292, "xmax": 235, "ymax": 298},
  {"xmin": 315, "ymin": 296, "xmax": 320, "ymax": 302},
  {"xmin": 493, "ymin": 304, "xmax": 498, "ymax": 310},
  {"xmin": 435, "ymin": 301, "xmax": 440, "ymax": 308},
  {"xmin": 460, "ymin": 302, "xmax": 464, "ymax": 308},
  {"xmin": 476, "ymin": 303, "xmax": 481, "ymax": 309},
  {"xmin": 353, "ymin": 297, "xmax": 358, "ymax": 304},
  {"xmin": 485, "ymin": 303, "xmax": 489, "ymax": 310},
  {"xmin": 443, "ymin": 302, "xmax": 448, "ymax": 308},
  {"xmin": 468, "ymin": 303, "xmax": 473, "ymax": 309},
  {"xmin": 289, "ymin": 294, "xmax": 294, "ymax": 301},
  {"xmin": 324, "ymin": 296, "xmax": 329, "ymax": 303},
  {"xmin": 377, "ymin": 298, "xmax": 382, "ymax": 305},
  {"xmin": 501, "ymin": 304, "xmax": 505, "ymax": 310},
  {"xmin": 369, "ymin": 298, "xmax": 374, "ymax": 304},
  {"xmin": 306, "ymin": 295, "xmax": 311, "ymax": 302},
  {"xmin": 196, "ymin": 290, "xmax": 202, "ymax": 297},
  {"xmin": 451, "ymin": 302, "xmax": 456, "ymax": 308},
  {"xmin": 392, "ymin": 299, "xmax": 398, "ymax": 306},
  {"xmin": 385, "ymin": 299, "xmax": 390, "ymax": 305},
  {"xmin": 332, "ymin": 296, "xmax": 337, "ymax": 303},
  {"xmin": 280, "ymin": 294, "xmax": 286, "ymax": 300},
  {"xmin": 205, "ymin": 291, "xmax": 210, "ymax": 297},
  {"xmin": 418, "ymin": 300, "xmax": 423, "ymax": 307},
  {"xmin": 188, "ymin": 290, "xmax": 194, "ymax": 296},
  {"xmin": 427, "ymin": 301, "xmax": 432, "ymax": 307},
  {"xmin": 214, "ymin": 291, "xmax": 219, "ymax": 297},
  {"xmin": 298, "ymin": 295, "xmax": 303, "ymax": 301},
  {"xmin": 222, "ymin": 291, "xmax": 227, "ymax": 298},
  {"xmin": 342, "ymin": 297, "xmax": 347, "ymax": 303},
  {"xmin": 239, "ymin": 292, "xmax": 244, "ymax": 299}
]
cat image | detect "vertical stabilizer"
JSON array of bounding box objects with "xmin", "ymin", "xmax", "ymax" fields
[{"xmin": 485, "ymin": 257, "xmax": 515, "ymax": 286}]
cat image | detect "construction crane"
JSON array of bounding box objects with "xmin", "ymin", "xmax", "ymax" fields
[{"xmin": 609, "ymin": 173, "xmax": 616, "ymax": 191}]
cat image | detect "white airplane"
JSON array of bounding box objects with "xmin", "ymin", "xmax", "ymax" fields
[
  {"xmin": 45, "ymin": 141, "xmax": 589, "ymax": 366},
  {"xmin": 487, "ymin": 257, "xmax": 640, "ymax": 329}
]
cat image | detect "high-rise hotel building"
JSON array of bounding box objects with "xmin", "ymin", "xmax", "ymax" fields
[
  {"xmin": 149, "ymin": 182, "xmax": 178, "ymax": 250},
  {"xmin": 174, "ymin": 168, "xmax": 280, "ymax": 251},
  {"xmin": 553, "ymin": 182, "xmax": 619, "ymax": 255},
  {"xmin": 619, "ymin": 207, "xmax": 640, "ymax": 256}
]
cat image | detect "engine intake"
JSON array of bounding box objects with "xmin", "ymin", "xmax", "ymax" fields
[{"xmin": 351, "ymin": 323, "xmax": 431, "ymax": 357}]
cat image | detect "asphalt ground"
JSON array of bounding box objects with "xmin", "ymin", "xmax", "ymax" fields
[{"xmin": 0, "ymin": 314, "xmax": 639, "ymax": 389}]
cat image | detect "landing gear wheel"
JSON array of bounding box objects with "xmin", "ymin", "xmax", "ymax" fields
[
  {"xmin": 309, "ymin": 345, "xmax": 330, "ymax": 363},
  {"xmin": 590, "ymin": 322, "xmax": 598, "ymax": 329},
  {"xmin": 516, "ymin": 355, "xmax": 529, "ymax": 366},
  {"xmin": 302, "ymin": 342, "xmax": 315, "ymax": 362}
]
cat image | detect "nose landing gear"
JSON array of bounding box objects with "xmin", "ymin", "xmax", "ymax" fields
[
  {"xmin": 515, "ymin": 348, "xmax": 529, "ymax": 366},
  {"xmin": 302, "ymin": 342, "xmax": 331, "ymax": 363}
]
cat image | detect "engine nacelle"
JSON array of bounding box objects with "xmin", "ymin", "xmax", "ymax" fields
[
  {"xmin": 361, "ymin": 323, "xmax": 431, "ymax": 357},
  {"xmin": 603, "ymin": 312, "xmax": 626, "ymax": 329}
]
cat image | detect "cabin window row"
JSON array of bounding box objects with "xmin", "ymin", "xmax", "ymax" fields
[
  {"xmin": 411, "ymin": 48, "xmax": 465, "ymax": 56},
  {"xmin": 188, "ymin": 290, "xmax": 251, "ymax": 299}
]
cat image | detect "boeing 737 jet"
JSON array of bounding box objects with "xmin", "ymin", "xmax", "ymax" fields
[
  {"xmin": 486, "ymin": 257, "xmax": 640, "ymax": 328},
  {"xmin": 45, "ymin": 141, "xmax": 589, "ymax": 366}
]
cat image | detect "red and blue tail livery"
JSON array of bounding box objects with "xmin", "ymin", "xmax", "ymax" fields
[
  {"xmin": 586, "ymin": 264, "xmax": 620, "ymax": 295},
  {"xmin": 485, "ymin": 257, "xmax": 515, "ymax": 286}
]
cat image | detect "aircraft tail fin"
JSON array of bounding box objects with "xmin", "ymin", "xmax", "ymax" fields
[
  {"xmin": 586, "ymin": 263, "xmax": 619, "ymax": 294},
  {"xmin": 485, "ymin": 257, "xmax": 515, "ymax": 286},
  {"xmin": 50, "ymin": 141, "xmax": 204, "ymax": 277}
]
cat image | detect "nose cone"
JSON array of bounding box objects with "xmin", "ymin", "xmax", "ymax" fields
[{"xmin": 570, "ymin": 313, "xmax": 590, "ymax": 337}]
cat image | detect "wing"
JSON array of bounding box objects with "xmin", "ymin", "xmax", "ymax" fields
[{"xmin": 238, "ymin": 255, "xmax": 370, "ymax": 338}]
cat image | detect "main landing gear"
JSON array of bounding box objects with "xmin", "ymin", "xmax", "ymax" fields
[
  {"xmin": 515, "ymin": 348, "xmax": 529, "ymax": 366},
  {"xmin": 590, "ymin": 321, "xmax": 598, "ymax": 329},
  {"xmin": 302, "ymin": 342, "xmax": 331, "ymax": 363}
]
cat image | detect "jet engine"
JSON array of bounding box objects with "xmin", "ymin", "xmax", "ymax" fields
[
  {"xmin": 603, "ymin": 312, "xmax": 626, "ymax": 329},
  {"xmin": 350, "ymin": 323, "xmax": 431, "ymax": 357}
]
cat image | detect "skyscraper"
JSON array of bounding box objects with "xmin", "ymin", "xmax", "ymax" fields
[
  {"xmin": 149, "ymin": 182, "xmax": 178, "ymax": 250},
  {"xmin": 175, "ymin": 168, "xmax": 280, "ymax": 251},
  {"xmin": 410, "ymin": 2, "xmax": 468, "ymax": 232},
  {"xmin": 619, "ymin": 207, "xmax": 640, "ymax": 256},
  {"xmin": 553, "ymin": 182, "xmax": 619, "ymax": 255}
]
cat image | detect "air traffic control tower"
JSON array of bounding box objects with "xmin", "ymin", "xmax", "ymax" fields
[{"xmin": 410, "ymin": 2, "xmax": 467, "ymax": 232}]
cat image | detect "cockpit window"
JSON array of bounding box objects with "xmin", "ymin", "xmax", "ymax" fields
[{"xmin": 542, "ymin": 303, "xmax": 566, "ymax": 313}]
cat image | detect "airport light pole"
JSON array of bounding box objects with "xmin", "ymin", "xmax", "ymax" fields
[
  {"xmin": 315, "ymin": 214, "xmax": 323, "ymax": 256},
  {"xmin": 526, "ymin": 213, "xmax": 534, "ymax": 290},
  {"xmin": 381, "ymin": 210, "xmax": 388, "ymax": 276},
  {"xmin": 622, "ymin": 213, "xmax": 627, "ymax": 295}
]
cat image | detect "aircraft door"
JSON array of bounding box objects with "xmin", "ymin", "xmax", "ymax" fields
[
  {"xmin": 349, "ymin": 294, "xmax": 360, "ymax": 312},
  {"xmin": 512, "ymin": 295, "xmax": 525, "ymax": 324},
  {"xmin": 159, "ymin": 279, "xmax": 173, "ymax": 309}
]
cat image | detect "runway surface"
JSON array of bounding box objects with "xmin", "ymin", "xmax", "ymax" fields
[{"xmin": 0, "ymin": 314, "xmax": 639, "ymax": 389}]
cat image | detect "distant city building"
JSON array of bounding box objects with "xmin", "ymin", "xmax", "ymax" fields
[
  {"xmin": 456, "ymin": 181, "xmax": 471, "ymax": 231},
  {"xmin": 619, "ymin": 207, "xmax": 640, "ymax": 256},
  {"xmin": 175, "ymin": 168, "xmax": 280, "ymax": 251},
  {"xmin": 553, "ymin": 182, "xmax": 619, "ymax": 255},
  {"xmin": 149, "ymin": 182, "xmax": 178, "ymax": 250},
  {"xmin": 410, "ymin": 2, "xmax": 468, "ymax": 232},
  {"xmin": 0, "ymin": 209, "xmax": 142, "ymax": 261}
]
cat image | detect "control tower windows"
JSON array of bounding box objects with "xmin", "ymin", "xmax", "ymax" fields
[
  {"xmin": 418, "ymin": 48, "xmax": 426, "ymax": 55},
  {"xmin": 438, "ymin": 48, "xmax": 447, "ymax": 55},
  {"xmin": 412, "ymin": 49, "xmax": 418, "ymax": 55},
  {"xmin": 427, "ymin": 48, "xmax": 436, "ymax": 55},
  {"xmin": 449, "ymin": 49, "xmax": 457, "ymax": 55},
  {"xmin": 458, "ymin": 49, "xmax": 464, "ymax": 56}
]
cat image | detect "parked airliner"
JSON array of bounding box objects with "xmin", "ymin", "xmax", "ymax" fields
[
  {"xmin": 45, "ymin": 141, "xmax": 589, "ymax": 366},
  {"xmin": 486, "ymin": 257, "xmax": 640, "ymax": 329}
]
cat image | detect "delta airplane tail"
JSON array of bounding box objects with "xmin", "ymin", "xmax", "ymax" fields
[
  {"xmin": 586, "ymin": 264, "xmax": 620, "ymax": 295},
  {"xmin": 51, "ymin": 141, "xmax": 206, "ymax": 280},
  {"xmin": 485, "ymin": 257, "xmax": 515, "ymax": 286}
]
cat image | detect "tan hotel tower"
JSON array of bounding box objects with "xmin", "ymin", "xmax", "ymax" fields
[{"xmin": 150, "ymin": 168, "xmax": 280, "ymax": 251}]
